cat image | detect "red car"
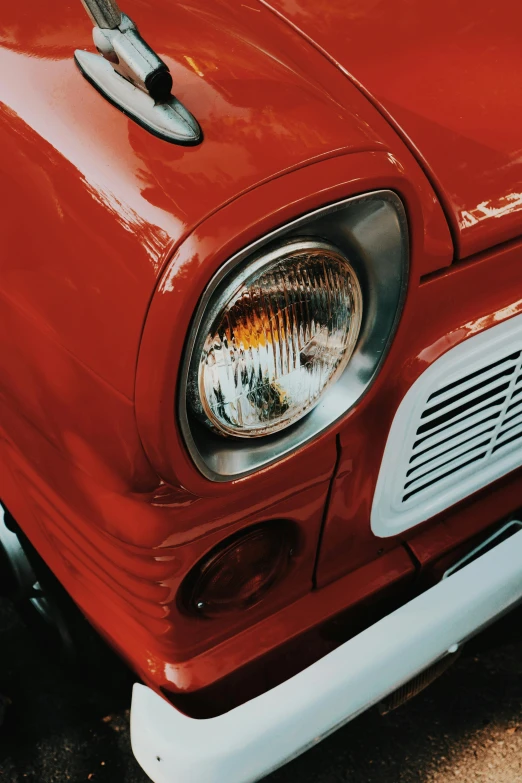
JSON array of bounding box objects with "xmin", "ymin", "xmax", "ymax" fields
[{"xmin": 1, "ymin": 1, "xmax": 522, "ymax": 780}]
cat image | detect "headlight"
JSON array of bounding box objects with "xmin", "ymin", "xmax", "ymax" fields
[
  {"xmin": 180, "ymin": 190, "xmax": 408, "ymax": 481},
  {"xmin": 188, "ymin": 240, "xmax": 363, "ymax": 438}
]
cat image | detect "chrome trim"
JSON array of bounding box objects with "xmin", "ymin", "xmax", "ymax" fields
[
  {"xmin": 74, "ymin": 51, "xmax": 201, "ymax": 145},
  {"xmin": 179, "ymin": 190, "xmax": 409, "ymax": 481},
  {"xmin": 75, "ymin": 5, "xmax": 201, "ymax": 145},
  {"xmin": 80, "ymin": 0, "xmax": 122, "ymax": 29}
]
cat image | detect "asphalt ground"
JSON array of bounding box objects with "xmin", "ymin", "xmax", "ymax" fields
[{"xmin": 0, "ymin": 597, "xmax": 521, "ymax": 783}]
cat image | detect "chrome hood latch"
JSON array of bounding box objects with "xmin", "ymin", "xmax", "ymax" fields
[{"xmin": 75, "ymin": 0, "xmax": 202, "ymax": 145}]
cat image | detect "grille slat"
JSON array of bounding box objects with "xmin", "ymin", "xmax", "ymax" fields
[
  {"xmin": 413, "ymin": 394, "xmax": 504, "ymax": 449},
  {"xmin": 425, "ymin": 354, "xmax": 520, "ymax": 407},
  {"xmin": 403, "ymin": 442, "xmax": 490, "ymax": 495},
  {"xmin": 402, "ymin": 451, "xmax": 487, "ymax": 503},
  {"xmin": 505, "ymin": 397, "xmax": 522, "ymax": 418},
  {"xmin": 420, "ymin": 375, "xmax": 512, "ymax": 424},
  {"xmin": 493, "ymin": 428, "xmax": 522, "ymax": 453},
  {"xmin": 499, "ymin": 408, "xmax": 522, "ymax": 433},
  {"xmin": 416, "ymin": 391, "xmax": 507, "ymax": 436},
  {"xmin": 372, "ymin": 315, "xmax": 522, "ymax": 537},
  {"xmin": 496, "ymin": 419, "xmax": 522, "ymax": 447},
  {"xmin": 407, "ymin": 427, "xmax": 496, "ymax": 477},
  {"xmin": 404, "ymin": 343, "xmax": 522, "ymax": 504},
  {"xmin": 412, "ymin": 411, "xmax": 501, "ymax": 456}
]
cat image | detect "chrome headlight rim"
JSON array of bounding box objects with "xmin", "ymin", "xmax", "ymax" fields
[
  {"xmin": 187, "ymin": 237, "xmax": 364, "ymax": 439},
  {"xmin": 179, "ymin": 189, "xmax": 409, "ymax": 482}
]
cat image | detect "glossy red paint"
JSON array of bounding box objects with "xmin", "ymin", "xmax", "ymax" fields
[
  {"xmin": 262, "ymin": 0, "xmax": 522, "ymax": 259},
  {"xmin": 0, "ymin": 141, "xmax": 428, "ymax": 692},
  {"xmin": 0, "ymin": 429, "xmax": 337, "ymax": 673},
  {"xmin": 405, "ymin": 466, "xmax": 522, "ymax": 582},
  {"xmin": 136, "ymin": 151, "xmax": 453, "ymax": 497},
  {"xmin": 319, "ymin": 237, "xmax": 522, "ymax": 585},
  {"xmin": 169, "ymin": 546, "xmax": 416, "ymax": 715},
  {"xmin": 3, "ymin": 0, "xmax": 390, "ymax": 396},
  {"xmin": 0, "ymin": 0, "xmax": 519, "ymax": 714}
]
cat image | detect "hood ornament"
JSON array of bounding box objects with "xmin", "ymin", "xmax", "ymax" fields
[{"xmin": 74, "ymin": 0, "xmax": 202, "ymax": 145}]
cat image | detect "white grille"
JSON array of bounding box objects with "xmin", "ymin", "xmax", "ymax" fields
[{"xmin": 371, "ymin": 313, "xmax": 522, "ymax": 537}]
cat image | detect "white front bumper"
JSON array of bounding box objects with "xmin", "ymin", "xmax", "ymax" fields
[{"xmin": 130, "ymin": 527, "xmax": 522, "ymax": 783}]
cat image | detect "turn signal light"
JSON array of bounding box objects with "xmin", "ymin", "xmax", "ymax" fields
[{"xmin": 183, "ymin": 523, "xmax": 293, "ymax": 617}]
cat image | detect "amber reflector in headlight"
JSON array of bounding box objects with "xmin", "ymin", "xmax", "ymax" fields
[
  {"xmin": 183, "ymin": 524, "xmax": 292, "ymax": 616},
  {"xmin": 188, "ymin": 239, "xmax": 363, "ymax": 437}
]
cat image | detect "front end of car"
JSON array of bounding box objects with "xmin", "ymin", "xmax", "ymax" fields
[
  {"xmin": 129, "ymin": 152, "xmax": 522, "ymax": 779},
  {"xmin": 2, "ymin": 1, "xmax": 522, "ymax": 781}
]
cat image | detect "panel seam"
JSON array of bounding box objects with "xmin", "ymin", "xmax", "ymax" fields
[{"xmin": 256, "ymin": 0, "xmax": 460, "ymax": 258}]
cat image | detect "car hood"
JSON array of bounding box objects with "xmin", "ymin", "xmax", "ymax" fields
[
  {"xmin": 263, "ymin": 0, "xmax": 522, "ymax": 259},
  {"xmin": 0, "ymin": 0, "xmax": 387, "ymax": 394}
]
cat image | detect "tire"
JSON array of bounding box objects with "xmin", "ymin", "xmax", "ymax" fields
[{"xmin": 0, "ymin": 503, "xmax": 132, "ymax": 691}]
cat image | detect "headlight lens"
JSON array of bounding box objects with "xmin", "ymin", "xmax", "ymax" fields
[{"xmin": 188, "ymin": 239, "xmax": 363, "ymax": 438}]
